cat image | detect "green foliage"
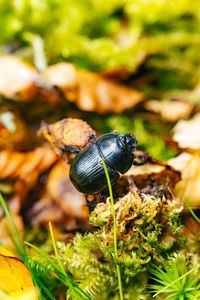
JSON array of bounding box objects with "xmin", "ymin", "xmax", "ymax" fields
[
  {"xmin": 150, "ymin": 254, "xmax": 200, "ymax": 299},
  {"xmin": 57, "ymin": 241, "xmax": 118, "ymax": 299},
  {"xmin": 1, "ymin": 0, "xmax": 200, "ymax": 92}
]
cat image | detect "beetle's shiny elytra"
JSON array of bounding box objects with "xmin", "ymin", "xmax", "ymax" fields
[{"xmin": 69, "ymin": 133, "xmax": 138, "ymax": 195}]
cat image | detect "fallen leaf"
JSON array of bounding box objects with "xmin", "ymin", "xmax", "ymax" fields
[
  {"xmin": 0, "ymin": 147, "xmax": 57, "ymax": 215},
  {"xmin": 173, "ymin": 113, "xmax": 200, "ymax": 150},
  {"xmin": 28, "ymin": 160, "xmax": 90, "ymax": 231},
  {"xmin": 145, "ymin": 99, "xmax": 194, "ymax": 122},
  {"xmin": 0, "ymin": 244, "xmax": 38, "ymax": 299},
  {"xmin": 0, "ymin": 56, "xmax": 39, "ymax": 101},
  {"xmin": 168, "ymin": 152, "xmax": 200, "ymax": 207},
  {"xmin": 0, "ymin": 106, "xmax": 34, "ymax": 151},
  {"xmin": 124, "ymin": 154, "xmax": 181, "ymax": 194},
  {"xmin": 47, "ymin": 160, "xmax": 88, "ymax": 219},
  {"xmin": 0, "ymin": 56, "xmax": 144, "ymax": 114},
  {"xmin": 38, "ymin": 118, "xmax": 96, "ymax": 153},
  {"xmin": 43, "ymin": 63, "xmax": 144, "ymax": 113}
]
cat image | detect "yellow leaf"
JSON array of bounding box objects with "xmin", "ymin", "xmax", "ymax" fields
[{"xmin": 0, "ymin": 245, "xmax": 38, "ymax": 299}]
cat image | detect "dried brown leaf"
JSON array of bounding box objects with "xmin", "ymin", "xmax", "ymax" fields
[
  {"xmin": 0, "ymin": 56, "xmax": 39, "ymax": 101},
  {"xmin": 47, "ymin": 160, "xmax": 88, "ymax": 219},
  {"xmin": 0, "ymin": 56, "xmax": 144, "ymax": 113},
  {"xmin": 168, "ymin": 152, "xmax": 200, "ymax": 207},
  {"xmin": 43, "ymin": 63, "xmax": 144, "ymax": 113},
  {"xmin": 173, "ymin": 114, "xmax": 200, "ymax": 150},
  {"xmin": 124, "ymin": 154, "xmax": 181, "ymax": 193},
  {"xmin": 145, "ymin": 99, "xmax": 194, "ymax": 122},
  {"xmin": 38, "ymin": 118, "xmax": 96, "ymax": 151},
  {"xmin": 0, "ymin": 147, "xmax": 57, "ymax": 215},
  {"xmin": 0, "ymin": 107, "xmax": 34, "ymax": 151}
]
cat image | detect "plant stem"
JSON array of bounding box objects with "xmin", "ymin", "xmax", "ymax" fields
[
  {"xmin": 185, "ymin": 196, "xmax": 200, "ymax": 224},
  {"xmin": 101, "ymin": 158, "xmax": 124, "ymax": 300}
]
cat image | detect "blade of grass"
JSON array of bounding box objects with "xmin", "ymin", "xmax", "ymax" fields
[
  {"xmin": 3, "ymin": 221, "xmax": 22, "ymax": 255},
  {"xmin": 101, "ymin": 158, "xmax": 124, "ymax": 300},
  {"xmin": 185, "ymin": 196, "xmax": 200, "ymax": 224},
  {"xmin": 25, "ymin": 241, "xmax": 92, "ymax": 300},
  {"xmin": 49, "ymin": 222, "xmax": 81, "ymax": 299},
  {"xmin": 49, "ymin": 222, "xmax": 69, "ymax": 278},
  {"xmin": 0, "ymin": 193, "xmax": 55, "ymax": 300},
  {"xmin": 0, "ymin": 193, "xmax": 25, "ymax": 256}
]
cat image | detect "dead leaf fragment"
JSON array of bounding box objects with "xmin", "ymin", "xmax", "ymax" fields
[
  {"xmin": 0, "ymin": 107, "xmax": 33, "ymax": 151},
  {"xmin": 38, "ymin": 118, "xmax": 96, "ymax": 152},
  {"xmin": 145, "ymin": 99, "xmax": 194, "ymax": 122},
  {"xmin": 0, "ymin": 56, "xmax": 143, "ymax": 113},
  {"xmin": 173, "ymin": 114, "xmax": 200, "ymax": 150},
  {"xmin": 0, "ymin": 56, "xmax": 39, "ymax": 101},
  {"xmin": 0, "ymin": 245, "xmax": 38, "ymax": 299},
  {"xmin": 44, "ymin": 63, "xmax": 144, "ymax": 113},
  {"xmin": 0, "ymin": 147, "xmax": 57, "ymax": 215},
  {"xmin": 125, "ymin": 154, "xmax": 181, "ymax": 193},
  {"xmin": 28, "ymin": 160, "xmax": 90, "ymax": 230},
  {"xmin": 168, "ymin": 152, "xmax": 200, "ymax": 207},
  {"xmin": 47, "ymin": 161, "xmax": 88, "ymax": 219}
]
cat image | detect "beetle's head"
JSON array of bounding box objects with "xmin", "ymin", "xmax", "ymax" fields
[{"xmin": 118, "ymin": 134, "xmax": 137, "ymax": 153}]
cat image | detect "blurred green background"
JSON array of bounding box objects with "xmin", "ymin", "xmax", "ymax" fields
[{"xmin": 1, "ymin": 0, "xmax": 200, "ymax": 160}]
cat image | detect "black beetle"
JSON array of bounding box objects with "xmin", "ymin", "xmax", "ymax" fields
[{"xmin": 68, "ymin": 132, "xmax": 142, "ymax": 195}]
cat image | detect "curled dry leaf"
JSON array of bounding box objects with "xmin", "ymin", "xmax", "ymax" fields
[
  {"xmin": 0, "ymin": 56, "xmax": 143, "ymax": 113},
  {"xmin": 123, "ymin": 154, "xmax": 181, "ymax": 197},
  {"xmin": 0, "ymin": 55, "xmax": 39, "ymax": 101},
  {"xmin": 0, "ymin": 147, "xmax": 57, "ymax": 215},
  {"xmin": 28, "ymin": 192, "xmax": 68, "ymax": 227},
  {"xmin": 0, "ymin": 107, "xmax": 33, "ymax": 151},
  {"xmin": 47, "ymin": 160, "xmax": 88, "ymax": 219},
  {"xmin": 168, "ymin": 152, "xmax": 200, "ymax": 207},
  {"xmin": 169, "ymin": 114, "xmax": 200, "ymax": 207},
  {"xmin": 144, "ymin": 99, "xmax": 194, "ymax": 122},
  {"xmin": 173, "ymin": 113, "xmax": 200, "ymax": 150},
  {"xmin": 29, "ymin": 160, "xmax": 90, "ymax": 231},
  {"xmin": 0, "ymin": 244, "xmax": 38, "ymax": 299},
  {"xmin": 38, "ymin": 118, "xmax": 96, "ymax": 153},
  {"xmin": 44, "ymin": 63, "xmax": 144, "ymax": 113}
]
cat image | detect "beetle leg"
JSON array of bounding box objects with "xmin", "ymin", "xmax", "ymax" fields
[
  {"xmin": 89, "ymin": 133, "xmax": 97, "ymax": 141},
  {"xmin": 100, "ymin": 193, "xmax": 105, "ymax": 201},
  {"xmin": 60, "ymin": 145, "xmax": 81, "ymax": 153},
  {"xmin": 133, "ymin": 156, "xmax": 146, "ymax": 166}
]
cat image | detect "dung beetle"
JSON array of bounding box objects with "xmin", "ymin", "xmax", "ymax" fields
[{"xmin": 68, "ymin": 132, "xmax": 143, "ymax": 195}]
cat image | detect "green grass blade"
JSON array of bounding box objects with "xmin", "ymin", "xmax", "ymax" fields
[
  {"xmin": 185, "ymin": 196, "xmax": 200, "ymax": 224},
  {"xmin": 49, "ymin": 222, "xmax": 78, "ymax": 299},
  {"xmin": 101, "ymin": 158, "xmax": 124, "ymax": 300},
  {"xmin": 49, "ymin": 222, "xmax": 70, "ymax": 279},
  {"xmin": 25, "ymin": 241, "xmax": 92, "ymax": 300},
  {"xmin": 3, "ymin": 222, "xmax": 22, "ymax": 256},
  {"xmin": 0, "ymin": 193, "xmax": 55, "ymax": 300},
  {"xmin": 0, "ymin": 193, "xmax": 25, "ymax": 256}
]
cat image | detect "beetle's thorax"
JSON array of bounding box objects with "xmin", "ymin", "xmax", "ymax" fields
[{"xmin": 96, "ymin": 133, "xmax": 134, "ymax": 174}]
